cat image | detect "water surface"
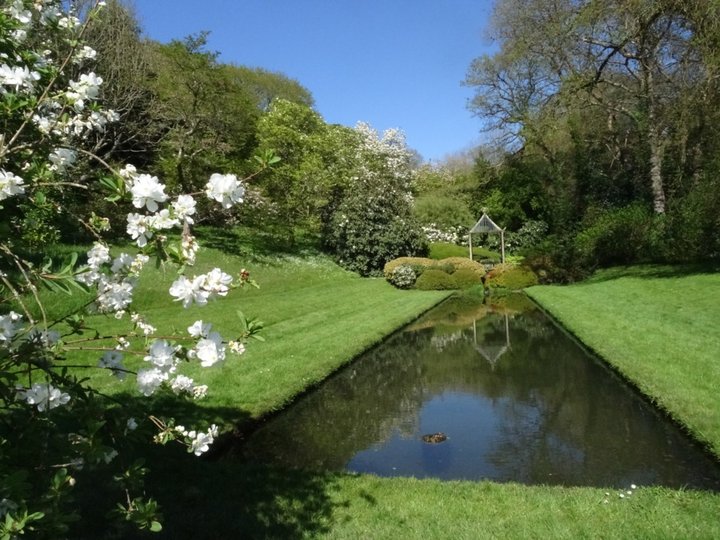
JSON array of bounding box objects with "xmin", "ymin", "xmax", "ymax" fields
[{"xmin": 235, "ymin": 294, "xmax": 720, "ymax": 489}]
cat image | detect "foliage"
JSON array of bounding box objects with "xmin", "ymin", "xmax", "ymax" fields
[
  {"xmin": 451, "ymin": 267, "xmax": 485, "ymax": 289},
  {"xmin": 428, "ymin": 242, "xmax": 499, "ymax": 262},
  {"xmin": 0, "ymin": 3, "xmax": 270, "ymax": 535},
  {"xmin": 323, "ymin": 123, "xmax": 428, "ymax": 276},
  {"xmin": 505, "ymin": 219, "xmax": 549, "ymax": 254},
  {"xmin": 414, "ymin": 269, "xmax": 458, "ymax": 290},
  {"xmin": 383, "ymin": 257, "xmax": 436, "ymax": 279},
  {"xmin": 387, "ymin": 265, "xmax": 417, "ymax": 289},
  {"xmin": 574, "ymin": 204, "xmax": 654, "ymax": 268},
  {"xmin": 484, "ymin": 264, "xmax": 539, "ymax": 290},
  {"xmin": 438, "ymin": 257, "xmax": 486, "ymax": 278}
]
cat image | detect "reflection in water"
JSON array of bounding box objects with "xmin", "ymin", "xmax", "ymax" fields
[{"xmin": 234, "ymin": 294, "xmax": 720, "ymax": 489}]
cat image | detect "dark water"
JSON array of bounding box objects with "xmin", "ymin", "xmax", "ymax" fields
[{"xmin": 234, "ymin": 294, "xmax": 720, "ymax": 489}]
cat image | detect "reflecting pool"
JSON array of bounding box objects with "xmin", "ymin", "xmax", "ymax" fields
[{"xmin": 234, "ymin": 294, "xmax": 720, "ymax": 489}]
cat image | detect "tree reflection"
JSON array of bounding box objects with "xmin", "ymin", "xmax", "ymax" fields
[{"xmin": 238, "ymin": 296, "xmax": 720, "ymax": 489}]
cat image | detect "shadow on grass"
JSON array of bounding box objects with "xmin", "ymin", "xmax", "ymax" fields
[
  {"xmin": 196, "ymin": 226, "xmax": 323, "ymax": 262},
  {"xmin": 72, "ymin": 392, "xmax": 343, "ymax": 540},
  {"xmin": 584, "ymin": 263, "xmax": 720, "ymax": 283}
]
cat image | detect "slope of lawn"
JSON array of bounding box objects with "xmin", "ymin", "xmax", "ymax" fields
[
  {"xmin": 527, "ymin": 265, "xmax": 720, "ymax": 455},
  {"xmin": 50, "ymin": 241, "xmax": 719, "ymax": 539},
  {"xmin": 58, "ymin": 229, "xmax": 452, "ymax": 425}
]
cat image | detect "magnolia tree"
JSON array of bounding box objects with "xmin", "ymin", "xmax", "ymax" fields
[
  {"xmin": 324, "ymin": 122, "xmax": 427, "ymax": 276},
  {"xmin": 0, "ymin": 1, "xmax": 269, "ymax": 536}
]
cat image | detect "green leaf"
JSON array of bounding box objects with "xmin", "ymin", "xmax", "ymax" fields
[{"xmin": 150, "ymin": 521, "xmax": 162, "ymax": 532}]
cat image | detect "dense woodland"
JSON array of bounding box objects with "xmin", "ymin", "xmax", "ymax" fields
[{"xmin": 9, "ymin": 0, "xmax": 720, "ymax": 281}]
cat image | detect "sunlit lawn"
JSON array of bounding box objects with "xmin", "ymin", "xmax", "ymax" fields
[
  {"xmin": 40, "ymin": 237, "xmax": 720, "ymax": 539},
  {"xmin": 527, "ymin": 264, "xmax": 720, "ymax": 455}
]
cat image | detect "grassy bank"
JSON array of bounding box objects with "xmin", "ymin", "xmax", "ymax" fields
[
  {"xmin": 527, "ymin": 265, "xmax": 720, "ymax": 456},
  {"xmin": 56, "ymin": 242, "xmax": 720, "ymax": 538}
]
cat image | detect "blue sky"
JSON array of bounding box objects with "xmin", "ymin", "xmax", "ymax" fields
[{"xmin": 131, "ymin": 1, "xmax": 497, "ymax": 162}]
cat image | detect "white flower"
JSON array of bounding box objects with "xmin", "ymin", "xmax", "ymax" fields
[
  {"xmin": 0, "ymin": 311, "xmax": 23, "ymax": 343},
  {"xmin": 202, "ymin": 268, "xmax": 233, "ymax": 298},
  {"xmin": 152, "ymin": 208, "xmax": 178, "ymax": 230},
  {"xmin": 49, "ymin": 147, "xmax": 76, "ymax": 172},
  {"xmin": 8, "ymin": 0, "xmax": 32, "ymax": 24},
  {"xmin": 0, "ymin": 170, "xmax": 25, "ymax": 201},
  {"xmin": 188, "ymin": 320, "xmax": 212, "ymax": 338},
  {"xmin": 0, "ymin": 64, "xmax": 40, "ymax": 93},
  {"xmin": 170, "ymin": 374, "xmax": 195, "ymax": 395},
  {"xmin": 67, "ymin": 72, "xmax": 103, "ymax": 106},
  {"xmin": 126, "ymin": 213, "xmax": 154, "ymax": 247},
  {"xmin": 169, "ymin": 275, "xmax": 209, "ymax": 308},
  {"xmin": 126, "ymin": 417, "xmax": 138, "ymax": 431},
  {"xmin": 205, "ymin": 173, "xmax": 245, "ymax": 209},
  {"xmin": 194, "ymin": 332, "xmax": 226, "ymax": 368},
  {"xmin": 188, "ymin": 425, "xmax": 218, "ymax": 456},
  {"xmin": 98, "ymin": 350, "xmax": 125, "ymax": 378},
  {"xmin": 110, "ymin": 253, "xmax": 134, "ymax": 274},
  {"xmin": 172, "ymin": 195, "xmax": 196, "ymax": 224},
  {"xmin": 130, "ymin": 174, "xmax": 167, "ymax": 212},
  {"xmin": 96, "ymin": 279, "xmax": 134, "ymax": 312},
  {"xmin": 87, "ymin": 241, "xmax": 110, "ymax": 269},
  {"xmin": 144, "ymin": 339, "xmax": 178, "ymax": 371},
  {"xmin": 192, "ymin": 385, "xmax": 208, "ymax": 399},
  {"xmin": 228, "ymin": 341, "xmax": 246, "ymax": 355},
  {"xmin": 74, "ymin": 45, "xmax": 97, "ymax": 63},
  {"xmin": 17, "ymin": 383, "xmax": 71, "ymax": 411},
  {"xmin": 136, "ymin": 367, "xmax": 167, "ymax": 396}
]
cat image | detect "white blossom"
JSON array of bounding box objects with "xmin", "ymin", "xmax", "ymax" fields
[
  {"xmin": 0, "ymin": 170, "xmax": 26, "ymax": 200},
  {"xmin": 143, "ymin": 339, "xmax": 178, "ymax": 372},
  {"xmin": 0, "ymin": 64, "xmax": 40, "ymax": 93},
  {"xmin": 202, "ymin": 268, "xmax": 233, "ymax": 299},
  {"xmin": 188, "ymin": 320, "xmax": 212, "ymax": 338},
  {"xmin": 48, "ymin": 147, "xmax": 76, "ymax": 172},
  {"xmin": 193, "ymin": 332, "xmax": 226, "ymax": 368},
  {"xmin": 169, "ymin": 275, "xmax": 209, "ymax": 308},
  {"xmin": 172, "ymin": 195, "xmax": 196, "ymax": 224},
  {"xmin": 98, "ymin": 350, "xmax": 125, "ymax": 378},
  {"xmin": 87, "ymin": 241, "xmax": 110, "ymax": 269},
  {"xmin": 205, "ymin": 173, "xmax": 245, "ymax": 209},
  {"xmin": 130, "ymin": 174, "xmax": 167, "ymax": 212},
  {"xmin": 228, "ymin": 341, "xmax": 246, "ymax": 355},
  {"xmin": 0, "ymin": 311, "xmax": 23, "ymax": 344},
  {"xmin": 126, "ymin": 213, "xmax": 154, "ymax": 247},
  {"xmin": 17, "ymin": 383, "xmax": 71, "ymax": 411},
  {"xmin": 170, "ymin": 374, "xmax": 195, "ymax": 395},
  {"xmin": 136, "ymin": 367, "xmax": 166, "ymax": 397}
]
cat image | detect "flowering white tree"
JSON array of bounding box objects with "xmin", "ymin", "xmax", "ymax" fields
[{"xmin": 0, "ymin": 2, "xmax": 271, "ymax": 535}]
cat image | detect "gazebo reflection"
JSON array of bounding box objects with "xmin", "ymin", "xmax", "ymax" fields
[{"xmin": 471, "ymin": 313, "xmax": 510, "ymax": 369}]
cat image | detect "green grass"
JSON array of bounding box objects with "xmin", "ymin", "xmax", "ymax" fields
[
  {"xmin": 38, "ymin": 240, "xmax": 720, "ymax": 539},
  {"xmin": 527, "ymin": 264, "xmax": 720, "ymax": 455}
]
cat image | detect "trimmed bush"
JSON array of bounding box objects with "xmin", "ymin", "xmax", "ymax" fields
[
  {"xmin": 414, "ymin": 269, "xmax": 458, "ymax": 290},
  {"xmin": 439, "ymin": 257, "xmax": 487, "ymax": 277},
  {"xmin": 388, "ymin": 264, "xmax": 417, "ymax": 289},
  {"xmin": 383, "ymin": 257, "xmax": 435, "ymax": 278},
  {"xmin": 484, "ymin": 264, "xmax": 539, "ymax": 290},
  {"xmin": 452, "ymin": 267, "xmax": 485, "ymax": 289}
]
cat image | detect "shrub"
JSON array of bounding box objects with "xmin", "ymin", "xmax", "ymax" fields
[
  {"xmin": 429, "ymin": 242, "xmax": 499, "ymax": 262},
  {"xmin": 414, "ymin": 269, "xmax": 458, "ymax": 290},
  {"xmin": 452, "ymin": 267, "xmax": 485, "ymax": 289},
  {"xmin": 388, "ymin": 264, "xmax": 417, "ymax": 289},
  {"xmin": 439, "ymin": 257, "xmax": 487, "ymax": 277},
  {"xmin": 484, "ymin": 264, "xmax": 539, "ymax": 290},
  {"xmin": 574, "ymin": 204, "xmax": 653, "ymax": 268},
  {"xmin": 383, "ymin": 257, "xmax": 436, "ymax": 278}
]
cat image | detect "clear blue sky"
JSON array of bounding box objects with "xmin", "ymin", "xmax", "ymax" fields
[{"xmin": 130, "ymin": 1, "xmax": 497, "ymax": 162}]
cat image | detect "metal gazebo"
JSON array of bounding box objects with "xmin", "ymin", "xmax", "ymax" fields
[{"xmin": 469, "ymin": 212, "xmax": 505, "ymax": 264}]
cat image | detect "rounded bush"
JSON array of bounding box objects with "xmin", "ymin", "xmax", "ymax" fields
[
  {"xmin": 383, "ymin": 257, "xmax": 435, "ymax": 278},
  {"xmin": 452, "ymin": 267, "xmax": 485, "ymax": 289},
  {"xmin": 414, "ymin": 269, "xmax": 458, "ymax": 290},
  {"xmin": 439, "ymin": 257, "xmax": 487, "ymax": 277},
  {"xmin": 388, "ymin": 264, "xmax": 417, "ymax": 289},
  {"xmin": 484, "ymin": 264, "xmax": 539, "ymax": 290}
]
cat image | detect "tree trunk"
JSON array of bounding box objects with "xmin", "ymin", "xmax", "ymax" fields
[{"xmin": 648, "ymin": 120, "xmax": 666, "ymax": 214}]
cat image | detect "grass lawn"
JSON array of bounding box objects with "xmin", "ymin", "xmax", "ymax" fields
[
  {"xmin": 40, "ymin": 238, "xmax": 719, "ymax": 539},
  {"xmin": 527, "ymin": 265, "xmax": 720, "ymax": 456}
]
